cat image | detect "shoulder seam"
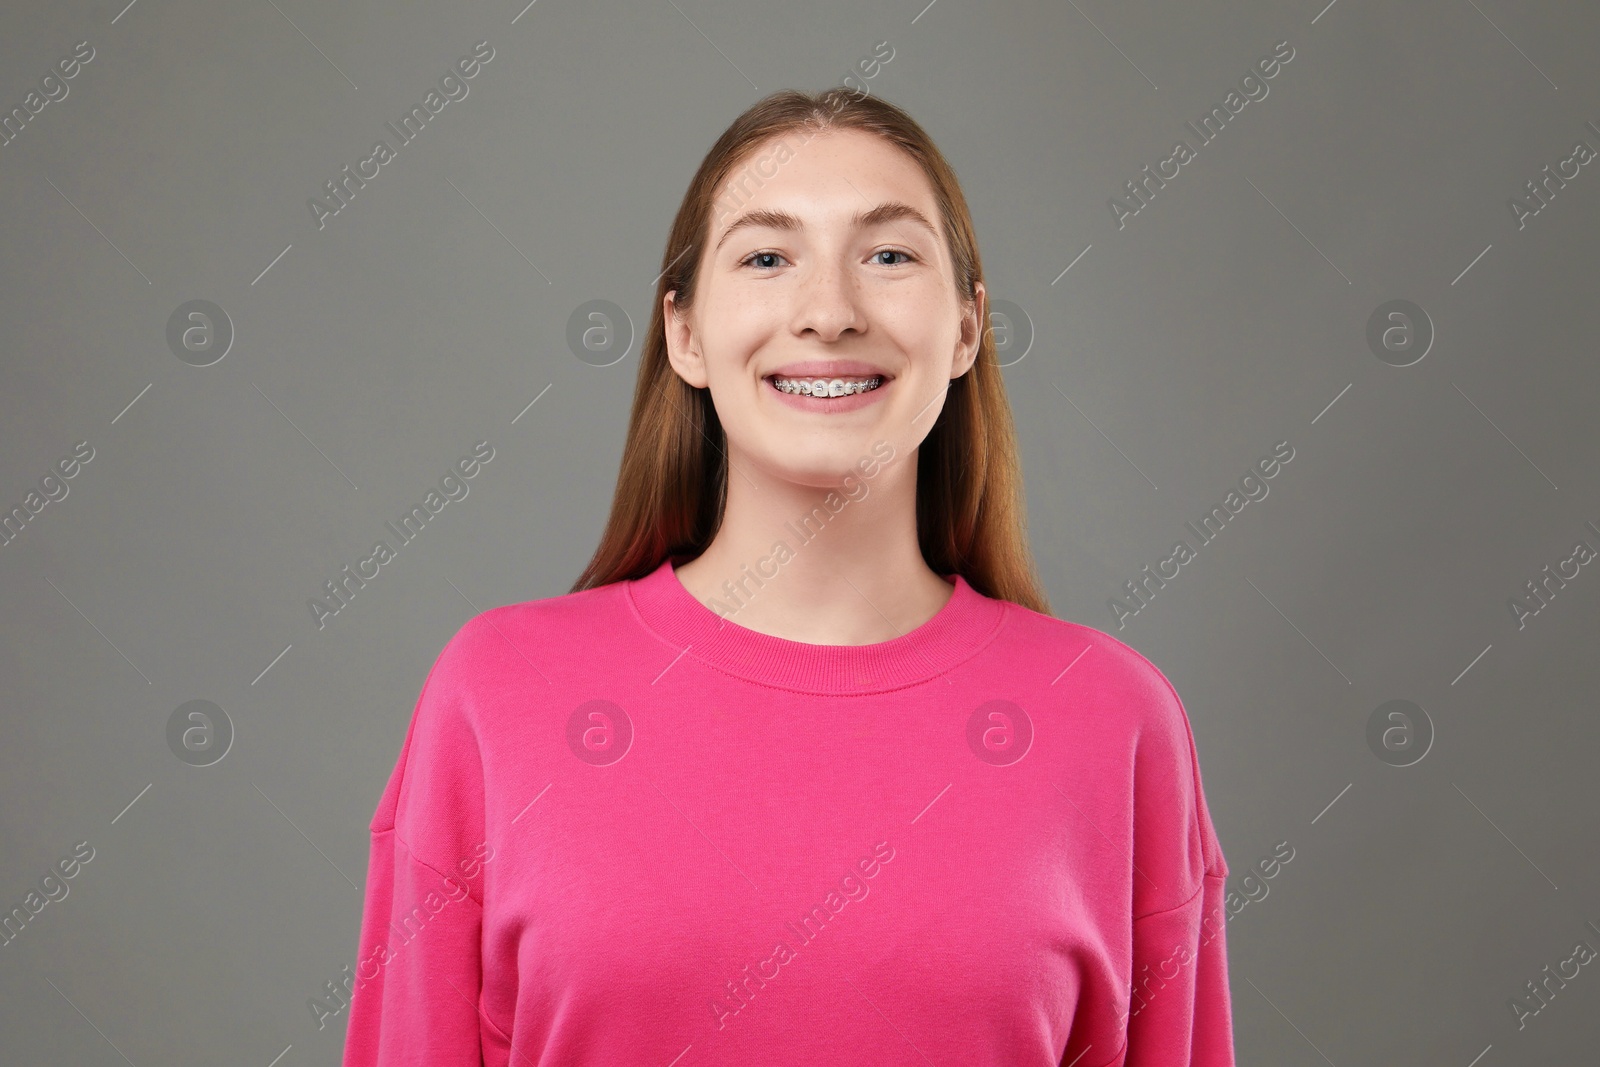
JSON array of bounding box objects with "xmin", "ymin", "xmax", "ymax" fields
[
  {"xmin": 367, "ymin": 636, "xmax": 462, "ymax": 835},
  {"xmin": 1083, "ymin": 1034, "xmax": 1128, "ymax": 1067},
  {"xmin": 1108, "ymin": 637, "xmax": 1227, "ymax": 881},
  {"xmin": 1131, "ymin": 871, "xmax": 1220, "ymax": 924},
  {"xmin": 373, "ymin": 825, "xmax": 486, "ymax": 909}
]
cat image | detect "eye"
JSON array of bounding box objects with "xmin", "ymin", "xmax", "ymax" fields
[
  {"xmin": 739, "ymin": 250, "xmax": 789, "ymax": 270},
  {"xmin": 873, "ymin": 249, "xmax": 915, "ymax": 266}
]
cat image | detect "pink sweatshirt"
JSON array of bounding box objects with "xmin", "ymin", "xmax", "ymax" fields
[{"xmin": 341, "ymin": 558, "xmax": 1235, "ymax": 1066}]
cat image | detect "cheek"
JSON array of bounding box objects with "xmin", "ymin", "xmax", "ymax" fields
[
  {"xmin": 882, "ymin": 321, "xmax": 950, "ymax": 380},
  {"xmin": 699, "ymin": 299, "xmax": 774, "ymax": 366},
  {"xmin": 701, "ymin": 356, "xmax": 769, "ymax": 442},
  {"xmin": 885, "ymin": 284, "xmax": 958, "ymax": 347}
]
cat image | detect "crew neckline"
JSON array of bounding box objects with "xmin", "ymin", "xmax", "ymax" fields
[{"xmin": 624, "ymin": 556, "xmax": 1008, "ymax": 694}]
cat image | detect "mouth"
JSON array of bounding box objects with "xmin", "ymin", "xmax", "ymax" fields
[
  {"xmin": 765, "ymin": 374, "xmax": 886, "ymax": 397},
  {"xmin": 762, "ymin": 370, "xmax": 894, "ymax": 413}
]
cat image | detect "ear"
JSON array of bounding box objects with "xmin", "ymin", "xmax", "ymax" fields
[
  {"xmin": 952, "ymin": 280, "xmax": 985, "ymax": 379},
  {"xmin": 663, "ymin": 290, "xmax": 709, "ymax": 389}
]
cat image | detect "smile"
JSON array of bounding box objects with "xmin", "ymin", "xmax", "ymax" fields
[{"xmin": 767, "ymin": 375, "xmax": 884, "ymax": 396}]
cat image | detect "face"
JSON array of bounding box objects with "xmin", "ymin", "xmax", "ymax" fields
[{"xmin": 664, "ymin": 126, "xmax": 984, "ymax": 487}]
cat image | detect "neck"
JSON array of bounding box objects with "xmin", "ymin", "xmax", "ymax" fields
[{"xmin": 673, "ymin": 443, "xmax": 952, "ymax": 645}]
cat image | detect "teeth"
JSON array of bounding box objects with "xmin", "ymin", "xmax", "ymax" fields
[{"xmin": 770, "ymin": 375, "xmax": 884, "ymax": 397}]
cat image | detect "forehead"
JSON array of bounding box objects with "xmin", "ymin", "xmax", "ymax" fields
[{"xmin": 712, "ymin": 126, "xmax": 940, "ymax": 229}]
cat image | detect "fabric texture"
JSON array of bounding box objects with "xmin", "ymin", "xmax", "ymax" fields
[{"xmin": 341, "ymin": 558, "xmax": 1235, "ymax": 1066}]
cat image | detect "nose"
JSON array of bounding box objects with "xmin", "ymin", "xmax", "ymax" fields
[{"xmin": 791, "ymin": 260, "xmax": 864, "ymax": 341}]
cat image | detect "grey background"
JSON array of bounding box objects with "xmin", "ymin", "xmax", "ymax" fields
[{"xmin": 2, "ymin": 0, "xmax": 1597, "ymax": 1063}]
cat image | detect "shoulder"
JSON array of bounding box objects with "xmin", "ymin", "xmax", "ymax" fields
[
  {"xmin": 425, "ymin": 578, "xmax": 631, "ymax": 686},
  {"xmin": 372, "ymin": 580, "xmax": 628, "ymax": 834},
  {"xmin": 996, "ymin": 600, "xmax": 1190, "ymax": 737},
  {"xmin": 390, "ymin": 579, "xmax": 632, "ymax": 767},
  {"xmin": 999, "ymin": 602, "xmax": 1225, "ymax": 888}
]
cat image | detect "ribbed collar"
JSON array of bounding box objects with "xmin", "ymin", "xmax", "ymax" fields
[{"xmin": 624, "ymin": 556, "xmax": 1008, "ymax": 694}]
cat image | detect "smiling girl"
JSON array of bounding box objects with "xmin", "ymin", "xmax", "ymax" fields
[{"xmin": 343, "ymin": 87, "xmax": 1236, "ymax": 1067}]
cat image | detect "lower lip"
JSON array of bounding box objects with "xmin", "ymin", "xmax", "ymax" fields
[{"xmin": 764, "ymin": 376, "xmax": 893, "ymax": 413}]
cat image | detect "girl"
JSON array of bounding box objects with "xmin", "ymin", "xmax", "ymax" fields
[{"xmin": 344, "ymin": 87, "xmax": 1235, "ymax": 1066}]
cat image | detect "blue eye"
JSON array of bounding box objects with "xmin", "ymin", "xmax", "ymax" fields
[
  {"xmin": 739, "ymin": 249, "xmax": 915, "ymax": 270},
  {"xmin": 741, "ymin": 251, "xmax": 788, "ymax": 270}
]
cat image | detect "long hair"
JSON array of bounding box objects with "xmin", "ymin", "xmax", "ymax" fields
[{"xmin": 569, "ymin": 87, "xmax": 1050, "ymax": 615}]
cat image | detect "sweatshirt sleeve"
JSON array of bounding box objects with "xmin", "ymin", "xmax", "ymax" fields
[
  {"xmin": 1103, "ymin": 655, "xmax": 1236, "ymax": 1067},
  {"xmin": 342, "ymin": 623, "xmax": 497, "ymax": 1066}
]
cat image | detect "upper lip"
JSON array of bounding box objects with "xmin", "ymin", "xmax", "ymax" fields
[{"xmin": 765, "ymin": 360, "xmax": 893, "ymax": 380}]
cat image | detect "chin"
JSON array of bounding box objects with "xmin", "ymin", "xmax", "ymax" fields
[{"xmin": 760, "ymin": 439, "xmax": 880, "ymax": 486}]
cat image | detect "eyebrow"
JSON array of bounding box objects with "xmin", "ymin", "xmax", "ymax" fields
[{"xmin": 713, "ymin": 201, "xmax": 940, "ymax": 253}]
